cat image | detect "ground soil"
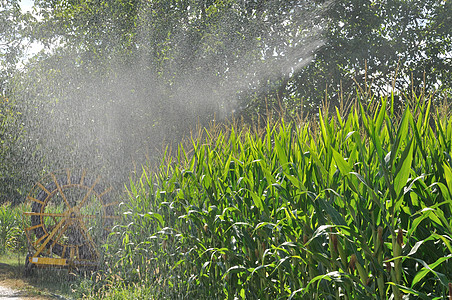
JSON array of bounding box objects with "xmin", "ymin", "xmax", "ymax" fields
[
  {"xmin": 0, "ymin": 284, "xmax": 23, "ymax": 299},
  {"xmin": 0, "ymin": 262, "xmax": 58, "ymax": 300}
]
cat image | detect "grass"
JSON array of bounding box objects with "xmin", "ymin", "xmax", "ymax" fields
[
  {"xmin": 79, "ymin": 90, "xmax": 452, "ymax": 299},
  {"xmin": 0, "ymin": 251, "xmax": 26, "ymax": 279},
  {"xmin": 0, "ymin": 203, "xmax": 85, "ymax": 299}
]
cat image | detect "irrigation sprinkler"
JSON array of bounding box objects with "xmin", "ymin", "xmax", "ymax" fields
[{"xmin": 23, "ymin": 169, "xmax": 119, "ymax": 276}]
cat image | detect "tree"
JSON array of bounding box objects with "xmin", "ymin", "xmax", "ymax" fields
[
  {"xmin": 0, "ymin": 0, "xmax": 29, "ymax": 94},
  {"xmin": 14, "ymin": 0, "xmax": 325, "ymax": 181},
  {"xmin": 0, "ymin": 95, "xmax": 30, "ymax": 204},
  {"xmin": 0, "ymin": 1, "xmax": 36, "ymax": 203},
  {"xmin": 286, "ymin": 0, "xmax": 452, "ymax": 113}
]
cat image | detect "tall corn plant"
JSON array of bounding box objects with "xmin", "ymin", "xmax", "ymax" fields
[
  {"xmin": 0, "ymin": 203, "xmax": 26, "ymax": 253},
  {"xmin": 101, "ymin": 93, "xmax": 452, "ymax": 299}
]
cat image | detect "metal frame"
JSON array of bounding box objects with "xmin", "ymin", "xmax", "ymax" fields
[{"xmin": 23, "ymin": 169, "xmax": 118, "ymax": 274}]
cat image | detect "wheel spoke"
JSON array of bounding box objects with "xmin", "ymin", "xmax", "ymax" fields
[
  {"xmin": 49, "ymin": 221, "xmax": 72, "ymax": 251},
  {"xmin": 27, "ymin": 196, "xmax": 45, "ymax": 205},
  {"xmin": 77, "ymin": 175, "xmax": 101, "ymax": 209},
  {"xmin": 24, "ymin": 212, "xmax": 65, "ymax": 217},
  {"xmin": 66, "ymin": 169, "xmax": 72, "ymax": 185},
  {"xmin": 50, "ymin": 172, "xmax": 72, "ymax": 209},
  {"xmin": 34, "ymin": 216, "xmax": 68, "ymax": 257},
  {"xmin": 76, "ymin": 218, "xmax": 100, "ymax": 258},
  {"xmin": 36, "ymin": 182, "xmax": 51, "ymax": 196}
]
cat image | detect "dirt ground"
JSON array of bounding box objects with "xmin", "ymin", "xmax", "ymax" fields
[
  {"xmin": 0, "ymin": 280, "xmax": 53, "ymax": 300},
  {"xmin": 0, "ymin": 283, "xmax": 23, "ymax": 299},
  {"xmin": 0, "ymin": 263, "xmax": 56, "ymax": 300}
]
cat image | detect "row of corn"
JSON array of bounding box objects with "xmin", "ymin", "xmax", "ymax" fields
[{"xmin": 100, "ymin": 93, "xmax": 452, "ymax": 299}]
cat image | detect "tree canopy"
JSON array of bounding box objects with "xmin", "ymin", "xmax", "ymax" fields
[{"xmin": 8, "ymin": 0, "xmax": 452, "ymax": 113}]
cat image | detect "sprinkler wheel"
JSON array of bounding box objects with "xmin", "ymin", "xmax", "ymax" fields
[{"xmin": 23, "ymin": 169, "xmax": 118, "ymax": 274}]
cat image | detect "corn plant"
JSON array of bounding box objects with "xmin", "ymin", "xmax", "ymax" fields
[
  {"xmin": 98, "ymin": 92, "xmax": 452, "ymax": 299},
  {"xmin": 0, "ymin": 203, "xmax": 26, "ymax": 253}
]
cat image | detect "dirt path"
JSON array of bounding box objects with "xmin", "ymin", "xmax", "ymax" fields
[
  {"xmin": 0, "ymin": 284, "xmax": 23, "ymax": 299},
  {"xmin": 0, "ymin": 262, "xmax": 60, "ymax": 300},
  {"xmin": 0, "ymin": 280, "xmax": 54, "ymax": 300}
]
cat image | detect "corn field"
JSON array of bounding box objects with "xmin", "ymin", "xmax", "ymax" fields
[{"xmin": 97, "ymin": 94, "xmax": 452, "ymax": 299}]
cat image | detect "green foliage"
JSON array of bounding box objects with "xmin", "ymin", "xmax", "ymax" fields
[
  {"xmin": 0, "ymin": 96, "xmax": 30, "ymax": 204},
  {"xmin": 26, "ymin": 0, "xmax": 326, "ymax": 120},
  {"xmin": 0, "ymin": 0, "xmax": 33, "ymax": 94},
  {"xmin": 290, "ymin": 0, "xmax": 452, "ymax": 112},
  {"xmin": 21, "ymin": 0, "xmax": 451, "ymax": 125},
  {"xmin": 0, "ymin": 203, "xmax": 26, "ymax": 253},
  {"xmin": 92, "ymin": 92, "xmax": 452, "ymax": 299}
]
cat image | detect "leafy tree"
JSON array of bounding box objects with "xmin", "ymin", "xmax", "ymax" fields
[
  {"xmin": 285, "ymin": 0, "xmax": 452, "ymax": 113},
  {"xmin": 14, "ymin": 0, "xmax": 324, "ymax": 181},
  {"xmin": 1, "ymin": 0, "xmax": 26, "ymax": 94},
  {"xmin": 0, "ymin": 95, "xmax": 29, "ymax": 204},
  {"xmin": 11, "ymin": 0, "xmax": 452, "ymax": 117},
  {"xmin": 0, "ymin": 1, "xmax": 36, "ymax": 203}
]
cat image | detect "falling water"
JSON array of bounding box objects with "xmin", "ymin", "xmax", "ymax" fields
[{"xmin": 16, "ymin": 0, "xmax": 328, "ymax": 188}]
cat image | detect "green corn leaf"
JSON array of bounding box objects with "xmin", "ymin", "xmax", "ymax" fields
[
  {"xmin": 390, "ymin": 108, "xmax": 411, "ymax": 168},
  {"xmin": 274, "ymin": 137, "xmax": 289, "ymax": 174},
  {"xmin": 372, "ymin": 126, "xmax": 385, "ymax": 161},
  {"xmin": 200, "ymin": 261, "xmax": 211, "ymax": 277},
  {"xmin": 443, "ymin": 163, "xmax": 452, "ymax": 196},
  {"xmin": 257, "ymin": 159, "xmax": 275, "ymax": 185},
  {"xmin": 335, "ymin": 106, "xmax": 343, "ymax": 127},
  {"xmin": 309, "ymin": 148, "xmax": 328, "ymax": 180},
  {"xmin": 407, "ymin": 209, "xmax": 434, "ymax": 239},
  {"xmin": 253, "ymin": 222, "xmax": 276, "ymax": 232},
  {"xmin": 394, "ymin": 138, "xmax": 414, "ymax": 198},
  {"xmin": 223, "ymin": 265, "xmax": 247, "ymax": 279},
  {"xmin": 408, "ymin": 239, "xmax": 427, "ymax": 257},
  {"xmin": 146, "ymin": 212, "xmax": 164, "ymax": 227},
  {"xmin": 344, "ymin": 130, "xmax": 356, "ymax": 142},
  {"xmin": 432, "ymin": 208, "xmax": 452, "ymax": 233},
  {"xmin": 285, "ymin": 174, "xmax": 302, "ymax": 190},
  {"xmin": 375, "ymin": 98, "xmax": 387, "ymax": 133},
  {"xmin": 422, "ymin": 98, "xmax": 432, "ymax": 132},
  {"xmin": 332, "ymin": 148, "xmax": 352, "ymax": 175},
  {"xmin": 409, "ymin": 113, "xmax": 429, "ymax": 164},
  {"xmin": 424, "ymin": 209, "xmax": 442, "ymax": 226},
  {"xmin": 318, "ymin": 197, "xmax": 347, "ymax": 226},
  {"xmin": 222, "ymin": 154, "xmax": 232, "ymax": 180},
  {"xmin": 293, "ymin": 271, "xmax": 346, "ymax": 299},
  {"xmin": 411, "ymin": 255, "xmax": 452, "ymax": 288},
  {"xmin": 305, "ymin": 225, "xmax": 336, "ymax": 245},
  {"xmin": 328, "ymin": 157, "xmax": 336, "ymax": 184},
  {"xmin": 319, "ymin": 109, "xmax": 332, "ymax": 150},
  {"xmin": 387, "ymin": 283, "xmax": 433, "ymax": 300},
  {"xmin": 431, "ymin": 233, "xmax": 452, "ymax": 254},
  {"xmin": 249, "ymin": 190, "xmax": 264, "ymax": 212},
  {"xmin": 247, "ymin": 264, "xmax": 271, "ymax": 278}
]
